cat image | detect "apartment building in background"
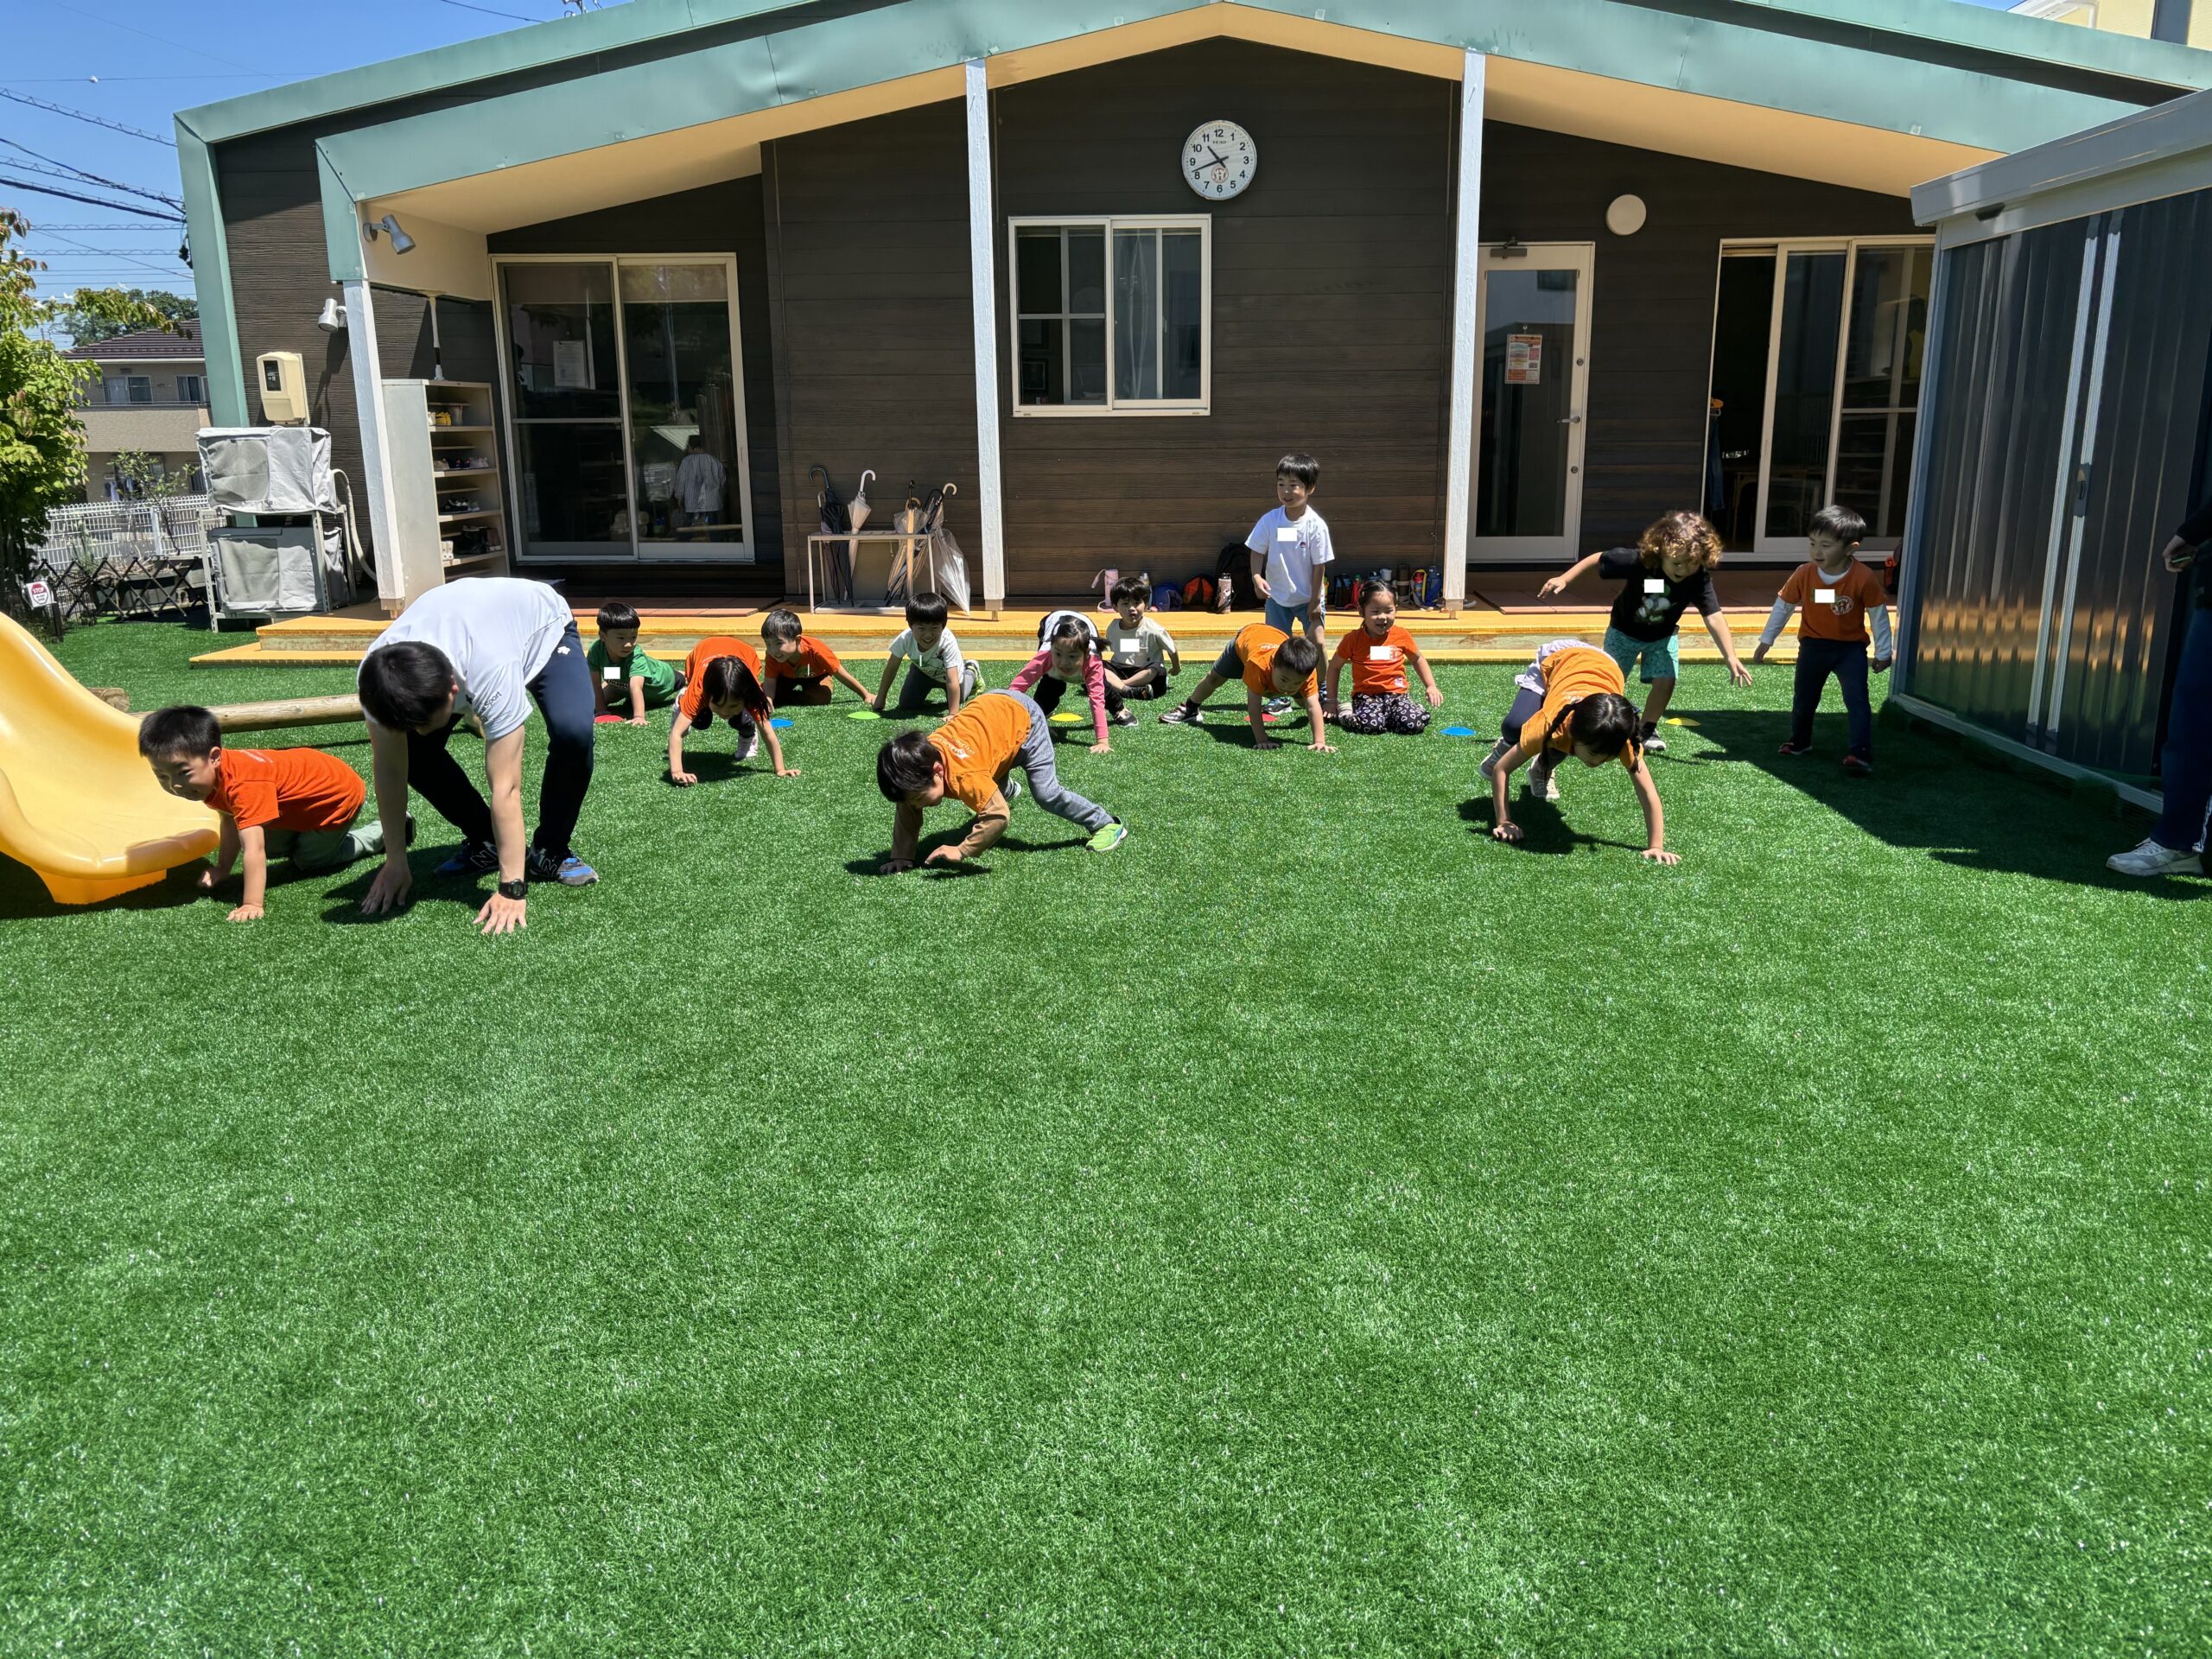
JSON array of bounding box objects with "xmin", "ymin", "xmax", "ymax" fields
[
  {"xmin": 2012, "ymin": 0, "xmax": 2212, "ymax": 49},
  {"xmin": 64, "ymin": 323, "xmax": 209, "ymax": 501}
]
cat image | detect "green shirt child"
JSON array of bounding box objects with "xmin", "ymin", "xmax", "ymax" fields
[{"xmin": 587, "ymin": 634, "xmax": 681, "ymax": 713}]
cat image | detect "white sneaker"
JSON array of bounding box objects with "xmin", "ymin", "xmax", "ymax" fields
[
  {"xmin": 2107, "ymin": 838, "xmax": 2202, "ymax": 878},
  {"xmin": 1527, "ymin": 756, "xmax": 1560, "ymax": 802},
  {"xmin": 1478, "ymin": 738, "xmax": 1512, "ymax": 784},
  {"xmin": 736, "ymin": 721, "xmax": 760, "ymax": 762}
]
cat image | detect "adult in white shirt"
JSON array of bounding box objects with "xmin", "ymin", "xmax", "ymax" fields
[
  {"xmin": 355, "ymin": 578, "xmax": 598, "ymax": 935},
  {"xmin": 674, "ymin": 436, "xmax": 726, "ymax": 524}
]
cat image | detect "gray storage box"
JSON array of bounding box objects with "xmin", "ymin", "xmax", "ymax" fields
[
  {"xmin": 209, "ymin": 524, "xmax": 352, "ymax": 615},
  {"xmin": 198, "ymin": 427, "xmax": 336, "ymax": 514}
]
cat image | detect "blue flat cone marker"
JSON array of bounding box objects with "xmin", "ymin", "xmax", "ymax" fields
[
  {"xmin": 771, "ymin": 717, "xmax": 793, "ymax": 728},
  {"xmin": 1440, "ymin": 725, "xmax": 1476, "ymax": 737}
]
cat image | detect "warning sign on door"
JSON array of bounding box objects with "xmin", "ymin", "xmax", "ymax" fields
[{"xmin": 1504, "ymin": 334, "xmax": 1543, "ymax": 385}]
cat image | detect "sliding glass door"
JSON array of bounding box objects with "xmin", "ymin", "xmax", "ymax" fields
[
  {"xmin": 495, "ymin": 254, "xmax": 753, "ymax": 563},
  {"xmin": 1708, "ymin": 238, "xmax": 1930, "ymax": 554},
  {"xmin": 1471, "ymin": 243, "xmax": 1594, "ymax": 562}
]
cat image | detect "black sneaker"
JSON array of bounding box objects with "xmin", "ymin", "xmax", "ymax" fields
[
  {"xmin": 434, "ymin": 839, "xmax": 499, "ymax": 877},
  {"xmin": 1159, "ymin": 702, "xmax": 1203, "ymax": 726},
  {"xmin": 1777, "ymin": 741, "xmax": 1812, "ymax": 757},
  {"xmin": 1639, "ymin": 721, "xmax": 1667, "ymax": 754}
]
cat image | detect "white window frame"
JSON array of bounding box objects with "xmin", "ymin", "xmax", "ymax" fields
[
  {"xmin": 489, "ymin": 251, "xmax": 755, "ymax": 564},
  {"xmin": 1007, "ymin": 214, "xmax": 1211, "ymax": 417},
  {"xmin": 1707, "ymin": 235, "xmax": 1933, "ymax": 555}
]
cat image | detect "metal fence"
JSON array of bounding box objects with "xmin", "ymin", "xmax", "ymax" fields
[{"xmin": 29, "ymin": 495, "xmax": 218, "ymax": 622}]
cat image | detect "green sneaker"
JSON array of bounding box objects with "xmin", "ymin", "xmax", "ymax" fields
[{"xmin": 1087, "ymin": 820, "xmax": 1128, "ymax": 854}]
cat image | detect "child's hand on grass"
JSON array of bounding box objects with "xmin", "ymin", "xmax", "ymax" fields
[
  {"xmin": 1729, "ymin": 661, "xmax": 1754, "ymax": 687},
  {"xmin": 1253, "ymin": 735, "xmax": 1281, "ymax": 751},
  {"xmin": 1089, "ymin": 741, "xmax": 1110, "ymax": 756},
  {"xmin": 1306, "ymin": 739, "xmax": 1336, "ymax": 754},
  {"xmin": 1640, "ymin": 848, "xmax": 1681, "ymax": 866},
  {"xmin": 774, "ymin": 766, "xmax": 802, "ymax": 779},
  {"xmin": 1491, "ymin": 821, "xmax": 1524, "ymax": 844},
  {"xmin": 924, "ymin": 845, "xmax": 963, "ymax": 867},
  {"xmin": 226, "ymin": 902, "xmax": 263, "ymax": 924},
  {"xmin": 671, "ymin": 768, "xmax": 698, "ymax": 787},
  {"xmin": 626, "ymin": 715, "xmax": 648, "ymax": 727},
  {"xmin": 1426, "ymin": 685, "xmax": 1445, "ymax": 708},
  {"xmin": 879, "ymin": 858, "xmax": 914, "ymax": 875}
]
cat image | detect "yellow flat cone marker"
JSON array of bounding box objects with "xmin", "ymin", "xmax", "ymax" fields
[
  {"xmin": 1665, "ymin": 716, "xmax": 1697, "ymax": 728},
  {"xmin": 1049, "ymin": 711, "xmax": 1082, "ymax": 725}
]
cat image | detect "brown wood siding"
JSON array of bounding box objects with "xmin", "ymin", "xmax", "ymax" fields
[
  {"xmin": 487, "ymin": 178, "xmax": 785, "ymax": 580},
  {"xmin": 760, "ymin": 101, "xmax": 980, "ymax": 588},
  {"xmin": 995, "ymin": 41, "xmax": 1453, "ymax": 593},
  {"xmin": 1479, "ymin": 122, "xmax": 1918, "ymax": 556}
]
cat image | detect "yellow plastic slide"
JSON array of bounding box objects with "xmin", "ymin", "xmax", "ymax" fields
[{"xmin": 0, "ymin": 611, "xmax": 217, "ymax": 905}]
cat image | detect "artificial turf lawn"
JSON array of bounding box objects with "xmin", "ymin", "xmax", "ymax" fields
[{"xmin": 2, "ymin": 620, "xmax": 2208, "ymax": 1656}]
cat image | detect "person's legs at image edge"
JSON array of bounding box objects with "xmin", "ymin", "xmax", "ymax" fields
[
  {"xmin": 2113, "ymin": 607, "xmax": 2212, "ymax": 874},
  {"xmin": 527, "ymin": 622, "xmax": 597, "ymax": 868}
]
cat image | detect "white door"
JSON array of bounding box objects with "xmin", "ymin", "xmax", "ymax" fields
[{"xmin": 1471, "ymin": 243, "xmax": 1594, "ymax": 563}]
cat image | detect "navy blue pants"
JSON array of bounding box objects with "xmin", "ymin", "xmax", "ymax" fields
[
  {"xmin": 2153, "ymin": 604, "xmax": 2212, "ymax": 850},
  {"xmin": 406, "ymin": 620, "xmax": 596, "ymax": 860},
  {"xmin": 1791, "ymin": 638, "xmax": 1872, "ymax": 760}
]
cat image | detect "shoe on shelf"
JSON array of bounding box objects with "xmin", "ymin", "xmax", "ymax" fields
[
  {"xmin": 1088, "ymin": 820, "xmax": 1128, "ymax": 854},
  {"xmin": 1159, "ymin": 702, "xmax": 1203, "ymax": 725},
  {"xmin": 2107, "ymin": 837, "xmax": 2204, "ymax": 878},
  {"xmin": 1841, "ymin": 754, "xmax": 1873, "ymax": 777},
  {"xmin": 1639, "ymin": 721, "xmax": 1668, "ymax": 754},
  {"xmin": 1777, "ymin": 741, "xmax": 1813, "ymax": 757},
  {"xmin": 435, "ymin": 839, "xmax": 499, "ymax": 877}
]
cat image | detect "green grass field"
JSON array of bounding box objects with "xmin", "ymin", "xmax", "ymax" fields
[{"xmin": 3, "ymin": 620, "xmax": 2208, "ymax": 1656}]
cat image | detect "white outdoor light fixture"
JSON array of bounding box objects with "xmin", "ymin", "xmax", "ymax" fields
[
  {"xmin": 315, "ymin": 296, "xmax": 347, "ymax": 333},
  {"xmin": 1605, "ymin": 194, "xmax": 1648, "ymax": 236},
  {"xmin": 363, "ymin": 213, "xmax": 416, "ymax": 254}
]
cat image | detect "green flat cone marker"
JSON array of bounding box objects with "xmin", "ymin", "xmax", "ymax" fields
[{"xmin": 848, "ymin": 709, "xmax": 883, "ymax": 721}]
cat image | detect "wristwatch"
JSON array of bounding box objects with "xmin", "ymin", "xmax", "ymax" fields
[{"xmin": 497, "ymin": 877, "xmax": 527, "ymax": 901}]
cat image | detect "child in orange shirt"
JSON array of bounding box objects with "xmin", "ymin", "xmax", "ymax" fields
[
  {"xmin": 760, "ymin": 607, "xmax": 874, "ymax": 706},
  {"xmin": 1478, "ymin": 641, "xmax": 1676, "ymax": 862},
  {"xmin": 1327, "ymin": 580, "xmax": 1442, "ymax": 735},
  {"xmin": 666, "ymin": 635, "xmax": 796, "ymax": 785},
  {"xmin": 874, "ymin": 689, "xmax": 1124, "ymax": 872},
  {"xmin": 138, "ymin": 703, "xmax": 386, "ymax": 921},
  {"xmin": 1751, "ymin": 504, "xmax": 1892, "ymax": 775},
  {"xmin": 1157, "ymin": 622, "xmax": 1334, "ymax": 752}
]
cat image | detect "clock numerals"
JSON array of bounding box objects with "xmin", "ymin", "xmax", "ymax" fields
[{"xmin": 1184, "ymin": 120, "xmax": 1255, "ymax": 200}]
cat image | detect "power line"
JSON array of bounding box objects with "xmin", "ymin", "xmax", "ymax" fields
[
  {"xmin": 0, "ymin": 177, "xmax": 183, "ymax": 221},
  {"xmin": 39, "ymin": 229, "xmax": 186, "ymax": 278},
  {"xmin": 0, "ymin": 90, "xmax": 174, "ymax": 146},
  {"xmin": 0, "ymin": 140, "xmax": 182, "ymax": 207},
  {"xmin": 16, "ymin": 222, "xmax": 172, "ymax": 231},
  {"xmin": 438, "ymin": 0, "xmax": 552, "ymax": 19},
  {"xmin": 33, "ymin": 248, "xmax": 188, "ymax": 257},
  {"xmin": 2, "ymin": 75, "xmax": 288, "ymax": 84},
  {"xmin": 47, "ymin": 1, "xmax": 272, "ymax": 78}
]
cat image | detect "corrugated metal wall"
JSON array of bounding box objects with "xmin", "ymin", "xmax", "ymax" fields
[
  {"xmin": 1903, "ymin": 192, "xmax": 2212, "ymax": 779},
  {"xmin": 2049, "ymin": 192, "xmax": 2212, "ymax": 777},
  {"xmin": 1902, "ymin": 222, "xmax": 2089, "ymax": 734}
]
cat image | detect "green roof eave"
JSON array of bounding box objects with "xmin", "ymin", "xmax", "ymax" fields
[{"xmin": 179, "ymin": 0, "xmax": 2212, "ymax": 149}]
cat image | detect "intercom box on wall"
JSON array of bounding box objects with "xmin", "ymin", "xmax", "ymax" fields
[{"xmin": 256, "ymin": 351, "xmax": 308, "ymax": 424}]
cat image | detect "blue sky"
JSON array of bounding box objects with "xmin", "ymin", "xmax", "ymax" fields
[
  {"xmin": 1, "ymin": 0, "xmax": 601, "ymax": 308},
  {"xmin": 2, "ymin": 0, "xmax": 2031, "ymax": 309}
]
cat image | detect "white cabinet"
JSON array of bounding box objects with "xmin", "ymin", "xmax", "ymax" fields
[{"xmin": 379, "ymin": 378, "xmax": 511, "ymax": 605}]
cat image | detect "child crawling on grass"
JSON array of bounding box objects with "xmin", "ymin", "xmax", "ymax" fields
[
  {"xmin": 1011, "ymin": 613, "xmax": 1114, "ymax": 754},
  {"xmin": 1327, "ymin": 580, "xmax": 1442, "ymax": 735},
  {"xmin": 666, "ymin": 635, "xmax": 796, "ymax": 785},
  {"xmin": 1478, "ymin": 640, "xmax": 1676, "ymax": 863},
  {"xmin": 875, "ymin": 690, "xmax": 1125, "ymax": 872},
  {"xmin": 1157, "ymin": 622, "xmax": 1333, "ymax": 752},
  {"xmin": 139, "ymin": 703, "xmax": 388, "ymax": 920}
]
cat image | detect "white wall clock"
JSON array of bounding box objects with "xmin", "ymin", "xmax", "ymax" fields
[{"xmin": 1183, "ymin": 120, "xmax": 1256, "ymax": 201}]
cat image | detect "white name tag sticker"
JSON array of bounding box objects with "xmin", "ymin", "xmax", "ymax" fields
[
  {"xmin": 1644, "ymin": 578, "xmax": 1666, "ymax": 594},
  {"xmin": 602, "ymin": 665, "xmax": 621, "ymax": 680},
  {"xmin": 1276, "ymin": 527, "xmax": 1298, "ymax": 543},
  {"xmin": 1813, "ymin": 588, "xmax": 1838, "ymax": 605},
  {"xmin": 1119, "ymin": 647, "xmax": 1145, "ymax": 661},
  {"xmin": 1369, "ymin": 645, "xmax": 1398, "ymax": 662}
]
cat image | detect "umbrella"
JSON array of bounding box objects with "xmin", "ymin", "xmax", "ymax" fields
[
  {"xmin": 812, "ymin": 465, "xmax": 850, "ymax": 604},
  {"xmin": 920, "ymin": 481, "xmax": 969, "ymax": 612},
  {"xmin": 849, "ymin": 469, "xmax": 875, "ymax": 534}
]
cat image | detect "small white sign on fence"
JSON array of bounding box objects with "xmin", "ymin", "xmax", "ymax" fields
[{"xmin": 22, "ymin": 579, "xmax": 54, "ymax": 610}]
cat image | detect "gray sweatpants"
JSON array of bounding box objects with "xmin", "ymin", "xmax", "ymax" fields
[{"xmin": 1009, "ymin": 690, "xmax": 1112, "ymax": 835}]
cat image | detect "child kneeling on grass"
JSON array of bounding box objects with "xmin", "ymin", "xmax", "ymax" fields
[
  {"xmin": 1537, "ymin": 508, "xmax": 1752, "ymax": 752},
  {"xmin": 666, "ymin": 636, "xmax": 796, "ymax": 785},
  {"xmin": 1158, "ymin": 622, "xmax": 1333, "ymax": 752},
  {"xmin": 1102, "ymin": 574, "xmax": 1179, "ymax": 722},
  {"xmin": 872, "ymin": 590, "xmax": 979, "ymax": 717},
  {"xmin": 875, "ymin": 690, "xmax": 1125, "ymax": 873},
  {"xmin": 140, "ymin": 704, "xmax": 388, "ymax": 921},
  {"xmin": 1011, "ymin": 613, "xmax": 1113, "ymax": 754},
  {"xmin": 1328, "ymin": 580, "xmax": 1441, "ymax": 735},
  {"xmin": 760, "ymin": 607, "xmax": 874, "ymax": 706},
  {"xmin": 1478, "ymin": 640, "xmax": 1676, "ymax": 864},
  {"xmin": 588, "ymin": 601, "xmax": 683, "ymax": 724}
]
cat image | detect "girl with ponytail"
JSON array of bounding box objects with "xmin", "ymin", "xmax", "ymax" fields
[{"xmin": 1478, "ymin": 640, "xmax": 1677, "ymax": 863}]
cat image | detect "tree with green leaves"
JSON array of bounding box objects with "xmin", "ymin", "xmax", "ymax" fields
[
  {"xmin": 58, "ymin": 286, "xmax": 196, "ymax": 348},
  {"xmin": 1, "ymin": 211, "xmax": 162, "ymax": 606}
]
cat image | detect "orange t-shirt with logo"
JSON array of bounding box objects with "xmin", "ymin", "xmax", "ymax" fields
[
  {"xmin": 766, "ymin": 635, "xmax": 842, "ymax": 683},
  {"xmin": 678, "ymin": 636, "xmax": 763, "ymax": 721},
  {"xmin": 1526, "ymin": 645, "xmax": 1635, "ymax": 769},
  {"xmin": 207, "ymin": 746, "xmax": 365, "ymax": 832},
  {"xmin": 1236, "ymin": 622, "xmax": 1315, "ymax": 698},
  {"xmin": 1782, "ymin": 562, "xmax": 1888, "ymax": 644},
  {"xmin": 1332, "ymin": 624, "xmax": 1418, "ymax": 696},
  {"xmin": 926, "ymin": 692, "xmax": 1031, "ymax": 813}
]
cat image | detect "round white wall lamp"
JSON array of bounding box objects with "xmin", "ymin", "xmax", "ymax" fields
[{"xmin": 1605, "ymin": 194, "xmax": 1648, "ymax": 236}]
